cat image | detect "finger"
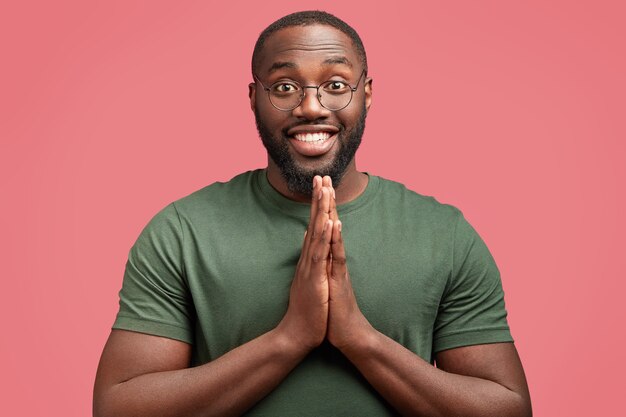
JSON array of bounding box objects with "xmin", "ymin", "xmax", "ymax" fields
[
  {"xmin": 303, "ymin": 176, "xmax": 322, "ymax": 256},
  {"xmin": 330, "ymin": 220, "xmax": 347, "ymax": 281},
  {"xmin": 308, "ymin": 175, "xmax": 323, "ymax": 226},
  {"xmin": 313, "ymin": 187, "xmax": 331, "ymax": 240},
  {"xmin": 309, "ymin": 219, "xmax": 333, "ymax": 279},
  {"xmin": 322, "ymin": 176, "xmax": 338, "ymax": 221},
  {"xmin": 320, "ymin": 185, "xmax": 332, "ymax": 216},
  {"xmin": 327, "ymin": 176, "xmax": 336, "ymax": 200},
  {"xmin": 326, "ymin": 217, "xmax": 333, "ymax": 277},
  {"xmin": 303, "ymin": 186, "xmax": 331, "ymax": 269},
  {"xmin": 322, "ymin": 175, "xmax": 339, "ymax": 276},
  {"xmin": 297, "ymin": 229, "xmax": 308, "ymax": 270},
  {"xmin": 328, "ymin": 185, "xmax": 338, "ymax": 222}
]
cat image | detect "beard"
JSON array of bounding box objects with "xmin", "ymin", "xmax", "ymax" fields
[{"xmin": 254, "ymin": 107, "xmax": 367, "ymax": 196}]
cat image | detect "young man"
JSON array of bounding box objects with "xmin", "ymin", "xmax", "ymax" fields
[{"xmin": 94, "ymin": 11, "xmax": 531, "ymax": 417}]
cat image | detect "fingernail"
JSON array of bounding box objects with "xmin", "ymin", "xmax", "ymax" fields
[
  {"xmin": 332, "ymin": 188, "xmax": 336, "ymax": 199},
  {"xmin": 338, "ymin": 221, "xmax": 342, "ymax": 232},
  {"xmin": 323, "ymin": 219, "xmax": 331, "ymax": 232},
  {"xmin": 318, "ymin": 189, "xmax": 323, "ymax": 200}
]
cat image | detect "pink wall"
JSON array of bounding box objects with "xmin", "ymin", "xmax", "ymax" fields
[{"xmin": 1, "ymin": 1, "xmax": 624, "ymax": 415}]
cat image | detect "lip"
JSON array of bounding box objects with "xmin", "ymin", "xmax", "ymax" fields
[
  {"xmin": 287, "ymin": 131, "xmax": 339, "ymax": 157},
  {"xmin": 286, "ymin": 124, "xmax": 340, "ymax": 136}
]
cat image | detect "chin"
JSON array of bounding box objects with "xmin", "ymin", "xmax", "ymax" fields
[{"xmin": 254, "ymin": 106, "xmax": 366, "ymax": 196}]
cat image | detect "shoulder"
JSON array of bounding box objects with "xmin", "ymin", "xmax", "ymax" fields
[
  {"xmin": 372, "ymin": 175, "xmax": 463, "ymax": 225},
  {"xmin": 136, "ymin": 170, "xmax": 260, "ymax": 239},
  {"xmin": 161, "ymin": 170, "xmax": 261, "ymax": 222},
  {"xmin": 173, "ymin": 170, "xmax": 259, "ymax": 210}
]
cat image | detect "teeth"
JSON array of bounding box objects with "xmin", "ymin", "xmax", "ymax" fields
[{"xmin": 293, "ymin": 132, "xmax": 331, "ymax": 142}]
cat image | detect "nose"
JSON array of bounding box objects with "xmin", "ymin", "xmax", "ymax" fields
[{"xmin": 291, "ymin": 87, "xmax": 331, "ymax": 120}]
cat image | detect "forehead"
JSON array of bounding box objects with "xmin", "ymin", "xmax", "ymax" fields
[{"xmin": 257, "ymin": 24, "xmax": 359, "ymax": 75}]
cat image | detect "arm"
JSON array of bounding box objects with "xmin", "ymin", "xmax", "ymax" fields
[
  {"xmin": 93, "ymin": 328, "xmax": 308, "ymax": 417},
  {"xmin": 337, "ymin": 328, "xmax": 531, "ymax": 417},
  {"xmin": 94, "ymin": 177, "xmax": 335, "ymax": 417},
  {"xmin": 326, "ymin": 186, "xmax": 531, "ymax": 417}
]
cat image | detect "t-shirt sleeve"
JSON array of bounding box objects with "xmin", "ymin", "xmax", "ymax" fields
[
  {"xmin": 112, "ymin": 203, "xmax": 194, "ymax": 344},
  {"xmin": 432, "ymin": 211, "xmax": 513, "ymax": 353}
]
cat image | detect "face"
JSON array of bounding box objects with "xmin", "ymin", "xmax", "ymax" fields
[{"xmin": 250, "ymin": 24, "xmax": 372, "ymax": 196}]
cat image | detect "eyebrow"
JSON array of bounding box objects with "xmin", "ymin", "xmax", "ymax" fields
[
  {"xmin": 266, "ymin": 56, "xmax": 354, "ymax": 74},
  {"xmin": 323, "ymin": 56, "xmax": 353, "ymax": 67},
  {"xmin": 267, "ymin": 61, "xmax": 297, "ymax": 74}
]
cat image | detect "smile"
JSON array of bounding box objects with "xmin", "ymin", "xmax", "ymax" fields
[{"xmin": 293, "ymin": 132, "xmax": 332, "ymax": 142}]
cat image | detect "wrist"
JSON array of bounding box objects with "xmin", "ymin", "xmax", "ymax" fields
[
  {"xmin": 333, "ymin": 320, "xmax": 378, "ymax": 359},
  {"xmin": 271, "ymin": 323, "xmax": 315, "ymax": 359}
]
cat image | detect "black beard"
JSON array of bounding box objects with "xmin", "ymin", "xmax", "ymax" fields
[{"xmin": 254, "ymin": 108, "xmax": 366, "ymax": 196}]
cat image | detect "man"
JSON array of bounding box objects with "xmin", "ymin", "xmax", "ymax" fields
[{"xmin": 94, "ymin": 11, "xmax": 531, "ymax": 417}]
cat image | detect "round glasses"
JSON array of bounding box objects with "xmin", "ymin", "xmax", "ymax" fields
[{"xmin": 254, "ymin": 70, "xmax": 365, "ymax": 112}]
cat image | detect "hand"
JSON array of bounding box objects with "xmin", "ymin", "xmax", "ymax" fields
[
  {"xmin": 276, "ymin": 176, "xmax": 334, "ymax": 352},
  {"xmin": 322, "ymin": 176, "xmax": 338, "ymax": 278},
  {"xmin": 325, "ymin": 181, "xmax": 374, "ymax": 353}
]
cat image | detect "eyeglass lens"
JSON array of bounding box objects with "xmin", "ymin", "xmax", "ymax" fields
[{"xmin": 269, "ymin": 81, "xmax": 353, "ymax": 111}]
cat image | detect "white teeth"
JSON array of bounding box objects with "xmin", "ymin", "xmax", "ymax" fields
[{"xmin": 293, "ymin": 132, "xmax": 331, "ymax": 142}]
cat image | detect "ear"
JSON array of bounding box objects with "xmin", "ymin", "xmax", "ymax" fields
[
  {"xmin": 248, "ymin": 83, "xmax": 257, "ymax": 112},
  {"xmin": 364, "ymin": 77, "xmax": 373, "ymax": 112}
]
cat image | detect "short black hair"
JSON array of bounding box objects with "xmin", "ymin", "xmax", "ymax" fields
[{"xmin": 252, "ymin": 10, "xmax": 368, "ymax": 77}]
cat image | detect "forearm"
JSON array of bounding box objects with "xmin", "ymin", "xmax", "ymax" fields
[
  {"xmin": 341, "ymin": 330, "xmax": 530, "ymax": 417},
  {"xmin": 95, "ymin": 328, "xmax": 307, "ymax": 417}
]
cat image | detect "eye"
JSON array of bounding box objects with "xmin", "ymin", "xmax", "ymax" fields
[
  {"xmin": 272, "ymin": 82, "xmax": 299, "ymax": 94},
  {"xmin": 323, "ymin": 80, "xmax": 349, "ymax": 94}
]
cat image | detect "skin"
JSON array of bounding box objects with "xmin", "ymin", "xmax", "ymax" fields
[
  {"xmin": 249, "ymin": 24, "xmax": 371, "ymax": 204},
  {"xmin": 94, "ymin": 24, "xmax": 532, "ymax": 417}
]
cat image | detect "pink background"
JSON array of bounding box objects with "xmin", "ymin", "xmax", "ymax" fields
[{"xmin": 1, "ymin": 1, "xmax": 624, "ymax": 415}]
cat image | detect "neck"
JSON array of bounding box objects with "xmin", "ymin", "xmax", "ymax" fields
[{"xmin": 266, "ymin": 159, "xmax": 369, "ymax": 205}]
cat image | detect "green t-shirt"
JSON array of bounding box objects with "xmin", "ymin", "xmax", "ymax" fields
[{"xmin": 113, "ymin": 169, "xmax": 512, "ymax": 416}]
